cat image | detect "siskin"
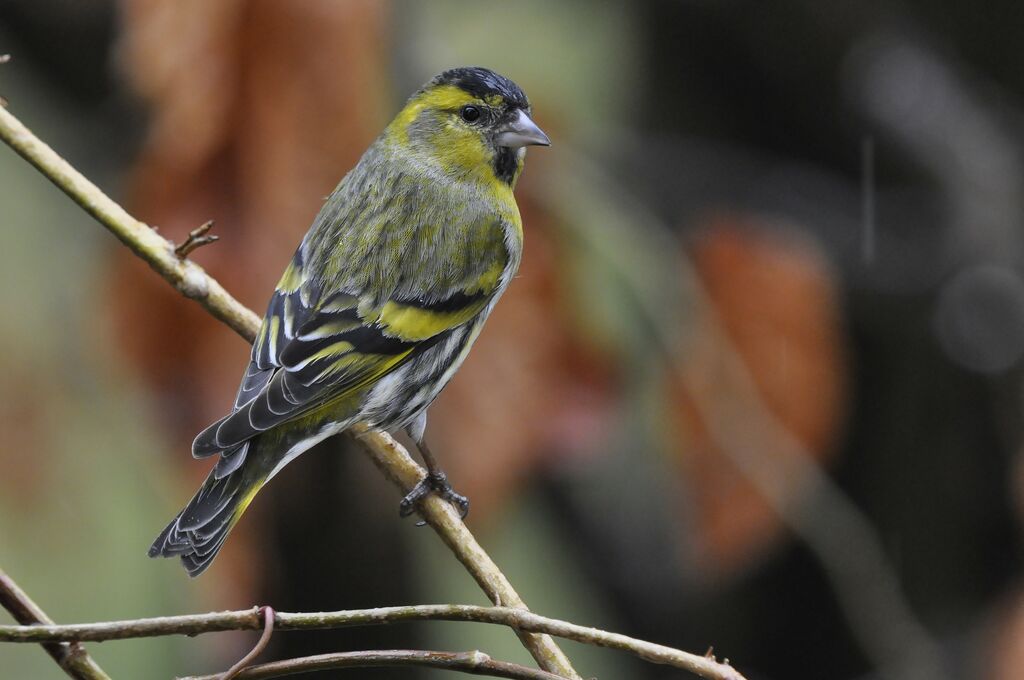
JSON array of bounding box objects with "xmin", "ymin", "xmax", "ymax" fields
[{"xmin": 149, "ymin": 67, "xmax": 549, "ymax": 576}]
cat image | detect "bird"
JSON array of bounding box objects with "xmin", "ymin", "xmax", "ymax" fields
[{"xmin": 148, "ymin": 66, "xmax": 549, "ymax": 576}]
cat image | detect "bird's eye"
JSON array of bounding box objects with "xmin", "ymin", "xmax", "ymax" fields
[{"xmin": 460, "ymin": 105, "xmax": 481, "ymax": 123}]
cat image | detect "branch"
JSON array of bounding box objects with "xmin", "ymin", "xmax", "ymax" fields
[
  {"xmin": 0, "ymin": 54, "xmax": 8, "ymax": 108},
  {"xmin": 0, "ymin": 102, "xmax": 588, "ymax": 676},
  {"xmin": 0, "ymin": 603, "xmax": 745, "ymax": 680},
  {"xmin": 178, "ymin": 649, "xmax": 568, "ymax": 680},
  {"xmin": 0, "ymin": 569, "xmax": 111, "ymax": 680}
]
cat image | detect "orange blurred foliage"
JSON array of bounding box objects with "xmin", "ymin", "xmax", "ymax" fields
[
  {"xmin": 673, "ymin": 216, "xmax": 848, "ymax": 576},
  {"xmin": 113, "ymin": 0, "xmax": 391, "ymax": 446},
  {"xmin": 986, "ymin": 587, "xmax": 1024, "ymax": 680},
  {"xmin": 0, "ymin": 355, "xmax": 54, "ymax": 506}
]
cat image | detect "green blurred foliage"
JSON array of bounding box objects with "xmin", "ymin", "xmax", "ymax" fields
[{"xmin": 0, "ymin": 59, "xmax": 203, "ymax": 678}]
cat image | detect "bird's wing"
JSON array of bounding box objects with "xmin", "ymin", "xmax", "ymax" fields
[{"xmin": 192, "ymin": 251, "xmax": 500, "ymax": 459}]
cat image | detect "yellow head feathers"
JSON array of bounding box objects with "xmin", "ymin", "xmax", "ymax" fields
[{"xmin": 385, "ymin": 67, "xmax": 549, "ymax": 187}]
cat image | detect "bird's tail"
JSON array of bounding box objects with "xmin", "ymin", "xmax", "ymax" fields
[{"xmin": 148, "ymin": 449, "xmax": 266, "ymax": 577}]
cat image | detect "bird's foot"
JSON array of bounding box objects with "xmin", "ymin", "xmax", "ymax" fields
[{"xmin": 399, "ymin": 470, "xmax": 469, "ymax": 523}]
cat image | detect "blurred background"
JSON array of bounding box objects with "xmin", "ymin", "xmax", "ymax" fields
[{"xmin": 2, "ymin": 1, "xmax": 1023, "ymax": 679}]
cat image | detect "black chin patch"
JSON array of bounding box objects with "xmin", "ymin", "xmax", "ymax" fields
[{"xmin": 492, "ymin": 146, "xmax": 520, "ymax": 185}]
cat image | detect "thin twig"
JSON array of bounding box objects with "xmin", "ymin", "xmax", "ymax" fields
[
  {"xmin": 0, "ymin": 54, "xmax": 9, "ymax": 107},
  {"xmin": 175, "ymin": 220, "xmax": 220, "ymax": 257},
  {"xmin": 0, "ymin": 569, "xmax": 111, "ymax": 680},
  {"xmin": 221, "ymin": 606, "xmax": 275, "ymax": 680},
  {"xmin": 0, "ymin": 101, "xmax": 582, "ymax": 679},
  {"xmin": 0, "ymin": 603, "xmax": 745, "ymax": 680},
  {"xmin": 179, "ymin": 649, "xmax": 568, "ymax": 680}
]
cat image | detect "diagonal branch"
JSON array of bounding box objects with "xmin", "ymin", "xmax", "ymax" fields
[
  {"xmin": 0, "ymin": 102, "xmax": 584, "ymax": 677},
  {"xmin": 0, "ymin": 603, "xmax": 745, "ymax": 679},
  {"xmin": 178, "ymin": 649, "xmax": 568, "ymax": 680},
  {"xmin": 0, "ymin": 107, "xmax": 260, "ymax": 341},
  {"xmin": 0, "ymin": 569, "xmax": 111, "ymax": 680}
]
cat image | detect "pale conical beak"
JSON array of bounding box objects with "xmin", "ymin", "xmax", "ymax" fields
[{"xmin": 495, "ymin": 109, "xmax": 550, "ymax": 148}]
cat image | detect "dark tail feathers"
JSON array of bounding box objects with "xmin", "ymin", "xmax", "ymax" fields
[{"xmin": 148, "ymin": 463, "xmax": 261, "ymax": 577}]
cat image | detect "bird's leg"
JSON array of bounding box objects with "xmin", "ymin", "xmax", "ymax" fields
[{"xmin": 399, "ymin": 437, "xmax": 470, "ymax": 521}]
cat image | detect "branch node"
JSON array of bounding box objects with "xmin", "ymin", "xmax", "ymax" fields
[
  {"xmin": 467, "ymin": 649, "xmax": 490, "ymax": 667},
  {"xmin": 175, "ymin": 220, "xmax": 219, "ymax": 258},
  {"xmin": 177, "ymin": 266, "xmax": 210, "ymax": 300},
  {"xmin": 59, "ymin": 643, "xmax": 89, "ymax": 669},
  {"xmin": 220, "ymin": 606, "xmax": 275, "ymax": 680}
]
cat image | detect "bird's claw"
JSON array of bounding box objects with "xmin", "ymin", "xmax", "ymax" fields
[{"xmin": 399, "ymin": 470, "xmax": 470, "ymax": 524}]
